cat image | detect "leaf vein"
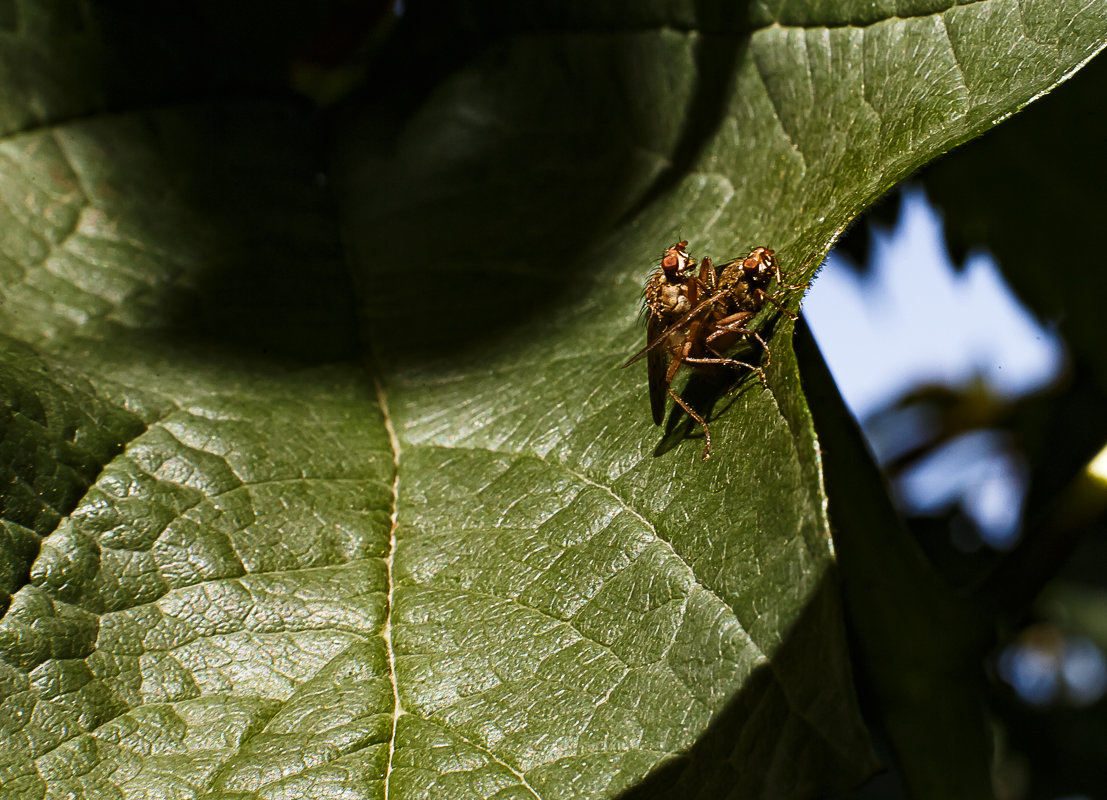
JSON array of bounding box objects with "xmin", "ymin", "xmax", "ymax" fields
[{"xmin": 373, "ymin": 374, "xmax": 403, "ymax": 800}]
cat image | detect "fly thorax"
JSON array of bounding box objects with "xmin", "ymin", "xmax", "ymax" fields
[{"xmin": 660, "ymin": 283, "xmax": 691, "ymax": 315}]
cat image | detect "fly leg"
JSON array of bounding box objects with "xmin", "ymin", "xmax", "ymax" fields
[
  {"xmin": 667, "ymin": 384, "xmax": 713, "ymax": 460},
  {"xmin": 706, "ymin": 311, "xmax": 769, "ymax": 364},
  {"xmin": 662, "ymin": 345, "xmax": 714, "ymax": 460},
  {"xmin": 764, "ymin": 266, "xmax": 808, "ymax": 320},
  {"xmin": 683, "ymin": 354, "xmax": 769, "ymax": 390},
  {"xmin": 759, "ymin": 289, "xmax": 800, "ymax": 321},
  {"xmin": 772, "ymin": 262, "xmax": 809, "ymax": 292},
  {"xmin": 699, "ymin": 311, "xmax": 770, "ymax": 388}
]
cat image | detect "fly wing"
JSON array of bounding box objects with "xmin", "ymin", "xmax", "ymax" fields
[
  {"xmin": 622, "ymin": 289, "xmax": 724, "ymax": 369},
  {"xmin": 646, "ymin": 313, "xmax": 667, "ymax": 425}
]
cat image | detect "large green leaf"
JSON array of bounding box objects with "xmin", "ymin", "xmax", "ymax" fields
[{"xmin": 1, "ymin": 3, "xmax": 1105, "ymax": 798}]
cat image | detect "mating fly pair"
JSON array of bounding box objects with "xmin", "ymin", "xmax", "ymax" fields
[{"xmin": 623, "ymin": 240, "xmax": 806, "ymax": 459}]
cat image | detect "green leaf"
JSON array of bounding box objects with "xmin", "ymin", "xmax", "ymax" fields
[{"xmin": 1, "ymin": 3, "xmax": 1106, "ymax": 799}]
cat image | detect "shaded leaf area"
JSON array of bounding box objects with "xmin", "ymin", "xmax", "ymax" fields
[
  {"xmin": 0, "ymin": 3, "xmax": 1103, "ymax": 800},
  {"xmin": 0, "ymin": 0, "xmax": 363, "ymax": 138},
  {"xmin": 0, "ymin": 337, "xmax": 143, "ymax": 537},
  {"xmin": 0, "ymin": 336, "xmax": 145, "ymax": 621}
]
